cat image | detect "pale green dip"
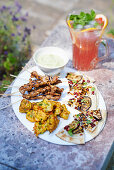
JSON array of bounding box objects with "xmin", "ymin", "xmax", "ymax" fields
[{"xmin": 37, "ymin": 54, "xmax": 65, "ymax": 68}]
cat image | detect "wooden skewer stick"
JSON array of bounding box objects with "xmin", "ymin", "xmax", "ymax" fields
[
  {"xmin": 0, "ymin": 91, "xmax": 20, "ymax": 97},
  {"xmin": 0, "ymin": 99, "xmax": 21, "ymax": 111},
  {"xmin": 22, "ymin": 67, "xmax": 31, "ymax": 74},
  {"xmin": 10, "ymin": 74, "xmax": 28, "ymax": 81},
  {"xmin": 10, "ymin": 74, "xmax": 17, "ymax": 78},
  {"xmin": 3, "ymin": 85, "xmax": 19, "ymax": 88},
  {"xmin": 3, "ymin": 87, "xmax": 10, "ymax": 89}
]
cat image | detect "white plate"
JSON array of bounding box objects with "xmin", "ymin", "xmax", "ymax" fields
[{"xmin": 11, "ymin": 66, "xmax": 107, "ymax": 145}]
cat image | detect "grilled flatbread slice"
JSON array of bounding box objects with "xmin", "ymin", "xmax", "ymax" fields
[
  {"xmin": 56, "ymin": 128, "xmax": 85, "ymax": 144},
  {"xmin": 66, "ymin": 72, "xmax": 95, "ymax": 83},
  {"xmin": 85, "ymin": 110, "xmax": 106, "ymax": 137},
  {"xmin": 85, "ymin": 121, "xmax": 98, "ymax": 132},
  {"xmin": 88, "ymin": 85, "xmax": 98, "ymax": 110},
  {"xmin": 56, "ymin": 120, "xmax": 85, "ymax": 144},
  {"xmin": 84, "ymin": 109, "xmax": 102, "ymax": 121},
  {"xmin": 74, "ymin": 109, "xmax": 102, "ymax": 133}
]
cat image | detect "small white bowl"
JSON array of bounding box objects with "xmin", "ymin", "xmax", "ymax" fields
[{"xmin": 33, "ymin": 46, "xmax": 69, "ymax": 75}]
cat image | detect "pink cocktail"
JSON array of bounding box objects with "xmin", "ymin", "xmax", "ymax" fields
[{"xmin": 67, "ymin": 10, "xmax": 109, "ymax": 71}]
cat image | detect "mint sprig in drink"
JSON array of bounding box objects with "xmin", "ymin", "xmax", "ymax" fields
[{"xmin": 67, "ymin": 10, "xmax": 108, "ymax": 71}]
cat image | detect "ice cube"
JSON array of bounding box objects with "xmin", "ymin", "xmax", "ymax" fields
[
  {"xmin": 76, "ymin": 24, "xmax": 83, "ymax": 29},
  {"xmin": 84, "ymin": 25, "xmax": 92, "ymax": 29},
  {"xmin": 89, "ymin": 21, "xmax": 96, "ymax": 25}
]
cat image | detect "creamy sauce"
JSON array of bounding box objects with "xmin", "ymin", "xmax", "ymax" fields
[{"xmin": 37, "ymin": 54, "xmax": 65, "ymax": 68}]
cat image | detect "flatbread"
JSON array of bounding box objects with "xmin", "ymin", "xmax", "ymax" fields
[
  {"xmin": 88, "ymin": 85, "xmax": 98, "ymax": 110},
  {"xmin": 83, "ymin": 74, "xmax": 95, "ymax": 83},
  {"xmin": 56, "ymin": 109, "xmax": 106, "ymax": 144},
  {"xmin": 56, "ymin": 128, "xmax": 85, "ymax": 144},
  {"xmin": 85, "ymin": 110, "xmax": 107, "ymax": 138},
  {"xmin": 85, "ymin": 121, "xmax": 98, "ymax": 133},
  {"xmin": 56, "ymin": 72, "xmax": 106, "ymax": 144}
]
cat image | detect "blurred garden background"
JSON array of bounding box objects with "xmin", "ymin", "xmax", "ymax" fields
[{"xmin": 0, "ymin": 0, "xmax": 114, "ymax": 93}]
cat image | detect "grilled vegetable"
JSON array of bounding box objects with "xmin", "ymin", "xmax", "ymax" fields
[{"xmin": 66, "ymin": 72, "xmax": 82, "ymax": 82}]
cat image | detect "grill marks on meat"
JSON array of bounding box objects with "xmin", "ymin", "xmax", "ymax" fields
[{"xmin": 19, "ymin": 71, "xmax": 63, "ymax": 100}]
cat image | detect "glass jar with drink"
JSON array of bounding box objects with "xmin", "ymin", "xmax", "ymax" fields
[{"xmin": 66, "ymin": 9, "xmax": 109, "ymax": 71}]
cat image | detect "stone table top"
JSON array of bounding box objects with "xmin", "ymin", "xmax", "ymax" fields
[{"xmin": 0, "ymin": 25, "xmax": 114, "ymax": 170}]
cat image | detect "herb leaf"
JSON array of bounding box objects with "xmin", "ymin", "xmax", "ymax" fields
[
  {"xmin": 69, "ymin": 9, "xmax": 96, "ymax": 29},
  {"xmin": 91, "ymin": 87, "xmax": 95, "ymax": 91},
  {"xmin": 68, "ymin": 129, "xmax": 73, "ymax": 136},
  {"xmin": 72, "ymin": 80, "xmax": 77, "ymax": 84},
  {"xmin": 91, "ymin": 9, "xmax": 96, "ymax": 19},
  {"xmin": 87, "ymin": 120, "xmax": 92, "ymax": 124},
  {"xmin": 81, "ymin": 99, "xmax": 85, "ymax": 103}
]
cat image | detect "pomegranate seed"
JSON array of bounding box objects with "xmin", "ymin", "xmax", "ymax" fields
[
  {"xmin": 64, "ymin": 125, "xmax": 69, "ymax": 131},
  {"xmin": 68, "ymin": 81, "xmax": 73, "ymax": 84},
  {"xmin": 82, "ymin": 80, "xmax": 85, "ymax": 83},
  {"xmin": 90, "ymin": 123, "xmax": 95, "ymax": 128},
  {"xmin": 74, "ymin": 92, "xmax": 78, "ymax": 95},
  {"xmin": 92, "ymin": 91, "xmax": 95, "ymax": 95},
  {"xmin": 87, "ymin": 80, "xmax": 90, "ymax": 83}
]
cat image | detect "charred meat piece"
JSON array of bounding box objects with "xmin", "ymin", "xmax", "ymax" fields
[
  {"xmin": 19, "ymin": 84, "xmax": 33, "ymax": 94},
  {"xmin": 19, "ymin": 71, "xmax": 63, "ymax": 101},
  {"xmin": 27, "ymin": 94, "xmax": 61, "ymax": 101},
  {"xmin": 30, "ymin": 71, "xmax": 62, "ymax": 84},
  {"xmin": 21, "ymin": 85, "xmax": 63, "ymax": 100},
  {"xmin": 31, "ymin": 71, "xmax": 41, "ymax": 80},
  {"xmin": 29, "ymin": 79, "xmax": 48, "ymax": 88},
  {"xmin": 50, "ymin": 76, "xmax": 62, "ymax": 85}
]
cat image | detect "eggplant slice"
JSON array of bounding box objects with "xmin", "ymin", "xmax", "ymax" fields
[
  {"xmin": 91, "ymin": 109, "xmax": 102, "ymax": 120},
  {"xmin": 76, "ymin": 96, "xmax": 92, "ymax": 111},
  {"xmin": 72, "ymin": 126, "xmax": 84, "ymax": 134},
  {"xmin": 66, "ymin": 72, "xmax": 82, "ymax": 83},
  {"xmin": 68, "ymin": 120, "xmax": 80, "ymax": 130}
]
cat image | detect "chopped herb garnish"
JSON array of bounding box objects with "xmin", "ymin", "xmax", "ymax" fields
[
  {"xmin": 68, "ymin": 129, "xmax": 73, "ymax": 136},
  {"xmin": 84, "ymin": 82, "xmax": 87, "ymax": 85},
  {"xmin": 69, "ymin": 10, "xmax": 96, "ymax": 29},
  {"xmin": 91, "ymin": 87, "xmax": 95, "ymax": 91},
  {"xmin": 30, "ymin": 115, "xmax": 32, "ymax": 118},
  {"xmin": 76, "ymin": 114, "xmax": 80, "ymax": 117},
  {"xmin": 39, "ymin": 103, "xmax": 43, "ymax": 106},
  {"xmin": 72, "ymin": 80, "xmax": 77, "ymax": 84},
  {"xmin": 90, "ymin": 116, "xmax": 93, "ymax": 119},
  {"xmin": 81, "ymin": 99, "xmax": 86, "ymax": 103},
  {"xmin": 39, "ymin": 122, "xmax": 42, "ymax": 125},
  {"xmin": 76, "ymin": 121, "xmax": 80, "ymax": 125},
  {"xmin": 87, "ymin": 120, "xmax": 92, "ymax": 124}
]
